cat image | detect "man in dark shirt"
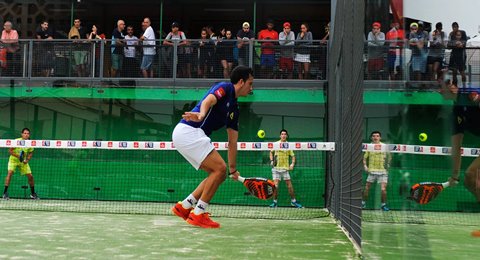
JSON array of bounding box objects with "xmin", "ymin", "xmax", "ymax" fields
[
  {"xmin": 236, "ymin": 22, "xmax": 255, "ymax": 66},
  {"xmin": 35, "ymin": 20, "xmax": 54, "ymax": 77},
  {"xmin": 111, "ymin": 20, "xmax": 125, "ymax": 77}
]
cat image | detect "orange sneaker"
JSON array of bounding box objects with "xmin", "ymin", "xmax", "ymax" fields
[
  {"xmin": 171, "ymin": 202, "xmax": 192, "ymax": 220},
  {"xmin": 186, "ymin": 211, "xmax": 220, "ymax": 228}
]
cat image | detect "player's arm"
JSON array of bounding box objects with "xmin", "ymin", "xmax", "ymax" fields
[
  {"xmin": 290, "ymin": 155, "xmax": 296, "ymax": 170},
  {"xmin": 449, "ymin": 133, "xmax": 463, "ymax": 185},
  {"xmin": 269, "ymin": 150, "xmax": 274, "ymax": 166},
  {"xmin": 182, "ymin": 94, "xmax": 217, "ymax": 122},
  {"xmin": 25, "ymin": 151, "xmax": 33, "ymax": 164},
  {"xmin": 227, "ymin": 128, "xmax": 239, "ymax": 178},
  {"xmin": 8, "ymin": 148, "xmax": 19, "ymax": 159},
  {"xmin": 363, "ymin": 152, "xmax": 369, "ymax": 172}
]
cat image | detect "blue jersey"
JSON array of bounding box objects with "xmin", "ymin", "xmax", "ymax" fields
[{"xmin": 180, "ymin": 82, "xmax": 239, "ymax": 136}]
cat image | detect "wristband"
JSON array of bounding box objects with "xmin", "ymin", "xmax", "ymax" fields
[{"xmin": 229, "ymin": 170, "xmax": 237, "ymax": 175}]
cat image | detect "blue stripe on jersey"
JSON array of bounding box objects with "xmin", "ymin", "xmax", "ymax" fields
[{"xmin": 180, "ymin": 82, "xmax": 239, "ymax": 136}]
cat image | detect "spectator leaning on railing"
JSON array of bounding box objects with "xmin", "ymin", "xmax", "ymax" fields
[
  {"xmin": 294, "ymin": 23, "xmax": 313, "ymax": 79},
  {"xmin": 278, "ymin": 22, "xmax": 295, "ymax": 79},
  {"xmin": 1, "ymin": 21, "xmax": 20, "ymax": 76},
  {"xmin": 428, "ymin": 22, "xmax": 447, "ymax": 81},
  {"xmin": 385, "ymin": 22, "xmax": 404, "ymax": 80},
  {"xmin": 35, "ymin": 20, "xmax": 54, "ymax": 77},
  {"xmin": 367, "ymin": 22, "xmax": 385, "ymax": 80}
]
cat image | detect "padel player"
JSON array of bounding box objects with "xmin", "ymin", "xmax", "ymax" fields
[
  {"xmin": 171, "ymin": 66, "xmax": 253, "ymax": 228},
  {"xmin": 441, "ymin": 83, "xmax": 480, "ymax": 202},
  {"xmin": 3, "ymin": 128, "xmax": 39, "ymax": 200},
  {"xmin": 269, "ymin": 129, "xmax": 303, "ymax": 208}
]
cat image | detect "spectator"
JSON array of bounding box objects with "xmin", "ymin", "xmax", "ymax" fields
[
  {"xmin": 258, "ymin": 19, "xmax": 279, "ymax": 79},
  {"xmin": 163, "ymin": 22, "xmax": 188, "ymax": 77},
  {"xmin": 236, "ymin": 22, "xmax": 255, "ymax": 66},
  {"xmin": 385, "ymin": 22, "xmax": 405, "ymax": 80},
  {"xmin": 110, "ymin": 20, "xmax": 125, "ymax": 77},
  {"xmin": 124, "ymin": 25, "xmax": 139, "ymax": 78},
  {"xmin": 68, "ymin": 18, "xmax": 88, "ymax": 77},
  {"xmin": 1, "ymin": 21, "xmax": 20, "ymax": 76},
  {"xmin": 294, "ymin": 23, "xmax": 313, "ymax": 79},
  {"xmin": 321, "ymin": 22, "xmax": 330, "ymax": 44},
  {"xmin": 196, "ymin": 28, "xmax": 214, "ymax": 78},
  {"xmin": 278, "ymin": 22, "xmax": 295, "ymax": 79},
  {"xmin": 140, "ymin": 17, "xmax": 156, "ymax": 78},
  {"xmin": 217, "ymin": 28, "xmax": 235, "ymax": 78},
  {"xmin": 448, "ymin": 22, "xmax": 467, "ymax": 86},
  {"xmin": 448, "ymin": 30, "xmax": 467, "ymax": 86},
  {"xmin": 367, "ymin": 22, "xmax": 385, "ymax": 80},
  {"xmin": 428, "ymin": 22, "xmax": 447, "ymax": 80},
  {"xmin": 88, "ymin": 25, "xmax": 106, "ymax": 77},
  {"xmin": 35, "ymin": 20, "xmax": 54, "ymax": 77},
  {"xmin": 408, "ymin": 22, "xmax": 428, "ymax": 81}
]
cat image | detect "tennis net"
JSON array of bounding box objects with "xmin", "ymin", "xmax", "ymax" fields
[
  {"xmin": 362, "ymin": 143, "xmax": 480, "ymax": 226},
  {"xmin": 0, "ymin": 139, "xmax": 334, "ymax": 220}
]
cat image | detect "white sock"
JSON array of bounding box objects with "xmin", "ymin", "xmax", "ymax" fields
[
  {"xmin": 291, "ymin": 199, "xmax": 297, "ymax": 203},
  {"xmin": 182, "ymin": 194, "xmax": 197, "ymax": 209},
  {"xmin": 381, "ymin": 203, "xmax": 386, "ymax": 207},
  {"xmin": 273, "ymin": 199, "xmax": 278, "ymax": 203},
  {"xmin": 193, "ymin": 199, "xmax": 209, "ymax": 215}
]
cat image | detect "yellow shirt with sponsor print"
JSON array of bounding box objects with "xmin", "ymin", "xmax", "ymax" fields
[
  {"xmin": 272, "ymin": 141, "xmax": 295, "ymax": 170},
  {"xmin": 8, "ymin": 138, "xmax": 34, "ymax": 163},
  {"xmin": 364, "ymin": 142, "xmax": 388, "ymax": 173}
]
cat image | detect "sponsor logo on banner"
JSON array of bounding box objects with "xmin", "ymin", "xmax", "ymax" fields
[
  {"xmin": 94, "ymin": 141, "xmax": 102, "ymax": 147},
  {"xmin": 414, "ymin": 146, "xmax": 423, "ymax": 152},
  {"xmin": 56, "ymin": 141, "xmax": 62, "ymax": 147},
  {"xmin": 67, "ymin": 141, "xmax": 76, "ymax": 147},
  {"xmin": 388, "ymin": 144, "xmax": 398, "ymax": 151},
  {"xmin": 171, "ymin": 143, "xmax": 175, "ymax": 149},
  {"xmin": 460, "ymin": 148, "xmax": 464, "ymax": 155},
  {"xmin": 430, "ymin": 147, "xmax": 436, "ymax": 153},
  {"xmin": 160, "ymin": 142, "xmax": 165, "ymax": 148},
  {"xmin": 6, "ymin": 140, "xmax": 11, "ymax": 146},
  {"xmin": 82, "ymin": 141, "xmax": 87, "ymax": 147},
  {"xmin": 280, "ymin": 143, "xmax": 289, "ymax": 149},
  {"xmin": 108, "ymin": 142, "xmax": 113, "ymax": 148},
  {"xmin": 296, "ymin": 143, "xmax": 301, "ymax": 149},
  {"xmin": 471, "ymin": 149, "xmax": 480, "ymax": 155},
  {"xmin": 374, "ymin": 144, "xmax": 381, "ymax": 150},
  {"xmin": 240, "ymin": 143, "xmax": 246, "ymax": 149},
  {"xmin": 17, "ymin": 140, "xmax": 25, "ymax": 146},
  {"xmin": 308, "ymin": 142, "xmax": 317, "ymax": 149},
  {"xmin": 442, "ymin": 147, "xmax": 450, "ymax": 154},
  {"xmin": 133, "ymin": 142, "xmax": 139, "ymax": 148},
  {"xmin": 253, "ymin": 143, "xmax": 262, "ymax": 149},
  {"xmin": 362, "ymin": 143, "xmax": 367, "ymax": 150},
  {"xmin": 144, "ymin": 142, "xmax": 153, "ymax": 148},
  {"xmin": 31, "ymin": 141, "xmax": 37, "ymax": 146},
  {"xmin": 214, "ymin": 143, "xmax": 219, "ymax": 149},
  {"xmin": 42, "ymin": 140, "xmax": 50, "ymax": 147},
  {"xmin": 120, "ymin": 142, "xmax": 128, "ymax": 148},
  {"xmin": 268, "ymin": 143, "xmax": 273, "ymax": 149},
  {"xmin": 224, "ymin": 142, "xmax": 229, "ymax": 149}
]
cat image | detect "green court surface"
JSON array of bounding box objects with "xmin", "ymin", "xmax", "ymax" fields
[{"xmin": 0, "ymin": 208, "xmax": 357, "ymax": 259}]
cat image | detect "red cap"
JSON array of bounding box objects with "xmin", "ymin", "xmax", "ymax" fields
[
  {"xmin": 372, "ymin": 22, "xmax": 381, "ymax": 28},
  {"xmin": 283, "ymin": 22, "xmax": 291, "ymax": 28}
]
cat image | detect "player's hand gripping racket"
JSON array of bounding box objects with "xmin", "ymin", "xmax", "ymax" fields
[
  {"xmin": 230, "ymin": 174, "xmax": 276, "ymax": 200},
  {"xmin": 409, "ymin": 182, "xmax": 451, "ymax": 204}
]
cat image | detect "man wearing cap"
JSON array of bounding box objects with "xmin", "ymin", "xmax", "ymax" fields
[
  {"xmin": 279, "ymin": 22, "xmax": 295, "ymax": 79},
  {"xmin": 408, "ymin": 22, "xmax": 428, "ymax": 81},
  {"xmin": 236, "ymin": 22, "xmax": 255, "ymax": 66},
  {"xmin": 258, "ymin": 20, "xmax": 278, "ymax": 78},
  {"xmin": 367, "ymin": 22, "xmax": 385, "ymax": 79}
]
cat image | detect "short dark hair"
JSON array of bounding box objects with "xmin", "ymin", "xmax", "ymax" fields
[
  {"xmin": 230, "ymin": 66, "xmax": 253, "ymax": 84},
  {"xmin": 22, "ymin": 128, "xmax": 31, "ymax": 134},
  {"xmin": 280, "ymin": 129, "xmax": 288, "ymax": 135},
  {"xmin": 370, "ymin": 131, "xmax": 381, "ymax": 137},
  {"xmin": 436, "ymin": 22, "xmax": 442, "ymax": 30},
  {"xmin": 452, "ymin": 22, "xmax": 459, "ymax": 27}
]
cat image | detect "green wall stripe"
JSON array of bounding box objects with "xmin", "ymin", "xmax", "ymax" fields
[{"xmin": 0, "ymin": 87, "xmax": 452, "ymax": 105}]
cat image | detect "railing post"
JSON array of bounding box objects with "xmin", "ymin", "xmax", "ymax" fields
[
  {"xmin": 248, "ymin": 39, "xmax": 254, "ymax": 68},
  {"xmin": 173, "ymin": 40, "xmax": 178, "ymax": 80},
  {"xmin": 99, "ymin": 39, "xmax": 104, "ymax": 80},
  {"xmin": 28, "ymin": 40, "xmax": 33, "ymax": 79},
  {"xmin": 91, "ymin": 41, "xmax": 96, "ymax": 78}
]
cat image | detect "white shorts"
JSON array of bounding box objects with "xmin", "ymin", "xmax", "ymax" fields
[
  {"xmin": 272, "ymin": 168, "xmax": 291, "ymax": 181},
  {"xmin": 172, "ymin": 123, "xmax": 215, "ymax": 170},
  {"xmin": 294, "ymin": 54, "xmax": 311, "ymax": 63},
  {"xmin": 366, "ymin": 172, "xmax": 388, "ymax": 184}
]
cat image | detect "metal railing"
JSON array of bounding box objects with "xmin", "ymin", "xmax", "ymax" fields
[{"xmin": 0, "ymin": 39, "xmax": 328, "ymax": 83}]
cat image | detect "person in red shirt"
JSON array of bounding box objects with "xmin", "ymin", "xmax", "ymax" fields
[
  {"xmin": 258, "ymin": 20, "xmax": 279, "ymax": 78},
  {"xmin": 385, "ymin": 22, "xmax": 405, "ymax": 80}
]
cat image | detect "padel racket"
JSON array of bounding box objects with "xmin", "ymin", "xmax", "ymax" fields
[
  {"xmin": 19, "ymin": 151, "xmax": 24, "ymax": 162},
  {"xmin": 233, "ymin": 175, "xmax": 276, "ymax": 200},
  {"xmin": 409, "ymin": 182, "xmax": 450, "ymax": 204}
]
